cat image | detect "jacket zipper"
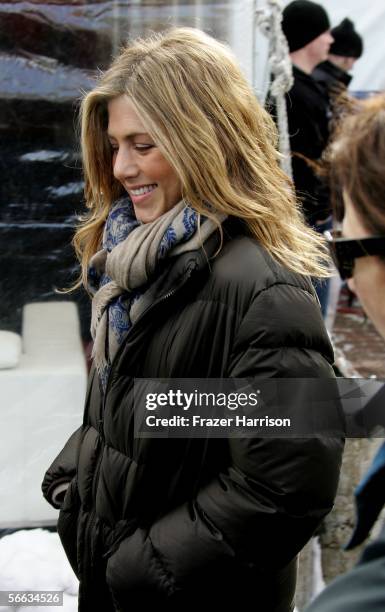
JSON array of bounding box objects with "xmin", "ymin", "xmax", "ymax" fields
[
  {"xmin": 103, "ymin": 260, "xmax": 198, "ymax": 396},
  {"xmin": 82, "ymin": 261, "xmax": 198, "ymax": 579}
]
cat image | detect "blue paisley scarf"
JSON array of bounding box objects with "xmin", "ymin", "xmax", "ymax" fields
[{"xmin": 88, "ymin": 197, "xmax": 224, "ymax": 390}]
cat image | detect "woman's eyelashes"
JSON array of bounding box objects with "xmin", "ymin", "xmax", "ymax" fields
[
  {"xmin": 108, "ymin": 142, "xmax": 154, "ymax": 152},
  {"xmin": 134, "ymin": 144, "xmax": 154, "ymax": 152}
]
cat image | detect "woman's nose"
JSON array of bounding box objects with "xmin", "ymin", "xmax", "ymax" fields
[{"xmin": 113, "ymin": 147, "xmax": 139, "ymax": 182}]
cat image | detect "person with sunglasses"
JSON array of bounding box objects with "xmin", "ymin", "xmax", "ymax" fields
[
  {"xmin": 325, "ymin": 98, "xmax": 385, "ymax": 337},
  {"xmin": 306, "ymin": 95, "xmax": 385, "ymax": 611}
]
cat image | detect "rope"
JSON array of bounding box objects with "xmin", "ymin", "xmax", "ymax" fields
[{"xmin": 255, "ymin": 0, "xmax": 293, "ymax": 177}]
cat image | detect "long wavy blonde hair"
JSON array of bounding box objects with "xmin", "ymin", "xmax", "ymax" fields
[{"xmin": 74, "ymin": 26, "xmax": 330, "ymax": 289}]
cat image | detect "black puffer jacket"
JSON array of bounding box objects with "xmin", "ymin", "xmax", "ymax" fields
[
  {"xmin": 313, "ymin": 60, "xmax": 352, "ymax": 92},
  {"xmin": 43, "ymin": 221, "xmax": 343, "ymax": 611}
]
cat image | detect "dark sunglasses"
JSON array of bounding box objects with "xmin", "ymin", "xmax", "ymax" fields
[{"xmin": 324, "ymin": 230, "xmax": 385, "ymax": 280}]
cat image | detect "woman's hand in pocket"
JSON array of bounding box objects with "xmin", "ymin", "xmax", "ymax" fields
[{"xmin": 106, "ymin": 528, "xmax": 176, "ymax": 598}]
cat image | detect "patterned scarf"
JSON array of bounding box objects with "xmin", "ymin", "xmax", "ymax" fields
[{"xmin": 88, "ymin": 197, "xmax": 224, "ymax": 390}]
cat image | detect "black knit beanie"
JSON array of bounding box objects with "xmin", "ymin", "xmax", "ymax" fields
[
  {"xmin": 282, "ymin": 0, "xmax": 330, "ymax": 52},
  {"xmin": 330, "ymin": 18, "xmax": 363, "ymax": 58}
]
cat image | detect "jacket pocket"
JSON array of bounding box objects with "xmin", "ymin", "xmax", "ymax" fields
[
  {"xmin": 105, "ymin": 529, "xmax": 174, "ymax": 607},
  {"xmin": 57, "ymin": 477, "xmax": 80, "ymax": 578}
]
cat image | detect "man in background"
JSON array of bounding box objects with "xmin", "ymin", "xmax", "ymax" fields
[{"xmin": 281, "ymin": 0, "xmax": 334, "ymax": 316}]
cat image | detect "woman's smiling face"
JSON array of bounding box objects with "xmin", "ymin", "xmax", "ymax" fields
[{"xmin": 107, "ymin": 96, "xmax": 182, "ymax": 223}]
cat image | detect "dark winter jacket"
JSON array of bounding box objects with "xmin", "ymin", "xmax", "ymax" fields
[
  {"xmin": 285, "ymin": 66, "xmax": 332, "ymax": 225},
  {"xmin": 312, "ymin": 60, "xmax": 354, "ymax": 141},
  {"xmin": 42, "ymin": 220, "xmax": 343, "ymax": 611},
  {"xmin": 305, "ymin": 522, "xmax": 385, "ymax": 612},
  {"xmin": 313, "ymin": 60, "xmax": 352, "ymax": 92}
]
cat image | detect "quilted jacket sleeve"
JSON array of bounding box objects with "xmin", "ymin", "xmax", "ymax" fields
[
  {"xmin": 41, "ymin": 426, "xmax": 83, "ymax": 509},
  {"xmin": 106, "ymin": 283, "xmax": 344, "ymax": 595},
  {"xmin": 305, "ymin": 523, "xmax": 385, "ymax": 612}
]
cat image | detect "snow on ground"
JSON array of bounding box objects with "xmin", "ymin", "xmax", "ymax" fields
[
  {"xmin": 0, "ymin": 529, "xmax": 78, "ymax": 612},
  {"xmin": 0, "ymin": 529, "xmax": 321, "ymax": 612}
]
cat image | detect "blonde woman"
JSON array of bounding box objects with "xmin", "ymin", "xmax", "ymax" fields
[{"xmin": 42, "ymin": 28, "xmax": 343, "ymax": 611}]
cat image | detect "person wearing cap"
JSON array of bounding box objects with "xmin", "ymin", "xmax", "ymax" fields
[
  {"xmin": 313, "ymin": 19, "xmax": 364, "ymax": 104},
  {"xmin": 279, "ymin": 0, "xmax": 334, "ymax": 317}
]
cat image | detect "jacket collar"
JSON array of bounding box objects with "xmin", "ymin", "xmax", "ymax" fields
[{"xmin": 315, "ymin": 60, "xmax": 352, "ymax": 87}]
